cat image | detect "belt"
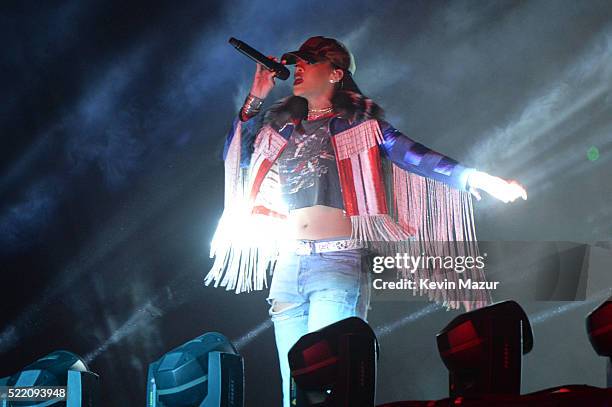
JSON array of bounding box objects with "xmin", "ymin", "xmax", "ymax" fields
[{"xmin": 289, "ymin": 238, "xmax": 365, "ymax": 255}]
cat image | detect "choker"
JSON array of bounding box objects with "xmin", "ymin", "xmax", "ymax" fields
[{"xmin": 307, "ymin": 106, "xmax": 334, "ymax": 120}]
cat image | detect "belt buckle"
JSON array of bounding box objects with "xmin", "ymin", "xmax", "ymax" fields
[{"xmin": 335, "ymin": 240, "xmax": 349, "ymax": 250}]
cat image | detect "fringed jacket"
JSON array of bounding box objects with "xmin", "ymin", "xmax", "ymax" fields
[{"xmin": 206, "ymin": 90, "xmax": 490, "ymax": 310}]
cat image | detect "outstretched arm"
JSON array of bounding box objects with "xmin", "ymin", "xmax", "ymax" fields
[
  {"xmin": 378, "ymin": 119, "xmax": 476, "ymax": 191},
  {"xmin": 378, "ymin": 120, "xmax": 527, "ymax": 202}
]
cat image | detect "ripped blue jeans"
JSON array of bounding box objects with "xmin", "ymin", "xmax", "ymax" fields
[{"xmin": 265, "ymin": 241, "xmax": 372, "ymax": 407}]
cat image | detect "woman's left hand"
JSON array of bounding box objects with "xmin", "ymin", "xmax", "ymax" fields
[{"xmin": 467, "ymin": 170, "xmax": 528, "ymax": 203}]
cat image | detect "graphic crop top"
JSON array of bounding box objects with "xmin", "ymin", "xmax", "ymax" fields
[{"xmin": 276, "ymin": 115, "xmax": 345, "ymax": 211}]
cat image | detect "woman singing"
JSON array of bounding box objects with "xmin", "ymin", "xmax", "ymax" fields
[{"xmin": 206, "ymin": 36, "xmax": 527, "ymax": 406}]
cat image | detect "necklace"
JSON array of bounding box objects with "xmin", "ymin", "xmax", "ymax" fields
[
  {"xmin": 308, "ymin": 105, "xmax": 333, "ymax": 113},
  {"xmin": 307, "ymin": 105, "xmax": 334, "ymax": 120}
]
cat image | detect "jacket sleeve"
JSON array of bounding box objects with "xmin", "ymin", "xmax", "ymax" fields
[
  {"xmin": 221, "ymin": 112, "xmax": 265, "ymax": 168},
  {"xmin": 377, "ymin": 119, "xmax": 476, "ymax": 191}
]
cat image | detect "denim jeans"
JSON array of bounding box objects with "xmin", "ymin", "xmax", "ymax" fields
[{"xmin": 265, "ymin": 239, "xmax": 372, "ymax": 407}]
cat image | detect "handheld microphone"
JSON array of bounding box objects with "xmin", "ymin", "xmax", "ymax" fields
[{"xmin": 228, "ymin": 37, "xmax": 290, "ymax": 80}]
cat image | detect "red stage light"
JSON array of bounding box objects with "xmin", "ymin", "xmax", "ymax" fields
[{"xmin": 436, "ymin": 300, "xmax": 533, "ymax": 398}]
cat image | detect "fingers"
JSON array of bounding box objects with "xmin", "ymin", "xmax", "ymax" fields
[
  {"xmin": 507, "ymin": 180, "xmax": 528, "ymax": 201},
  {"xmin": 255, "ymin": 65, "xmax": 276, "ymax": 78},
  {"xmin": 486, "ymin": 177, "xmax": 527, "ymax": 203},
  {"xmin": 481, "ymin": 176, "xmax": 528, "ymax": 203},
  {"xmin": 512, "ymin": 186, "xmax": 527, "ymax": 201},
  {"xmin": 268, "ymin": 55, "xmax": 289, "ymax": 66},
  {"xmin": 255, "ymin": 56, "xmax": 278, "ymax": 73},
  {"xmin": 513, "ymin": 181, "xmax": 528, "ymax": 200}
]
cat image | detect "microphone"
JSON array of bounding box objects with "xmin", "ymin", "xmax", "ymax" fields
[{"xmin": 228, "ymin": 37, "xmax": 290, "ymax": 80}]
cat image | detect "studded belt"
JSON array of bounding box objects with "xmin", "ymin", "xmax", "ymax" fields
[{"xmin": 290, "ymin": 238, "xmax": 365, "ymax": 256}]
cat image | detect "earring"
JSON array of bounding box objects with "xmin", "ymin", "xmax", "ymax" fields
[{"xmin": 329, "ymin": 79, "xmax": 336, "ymax": 83}]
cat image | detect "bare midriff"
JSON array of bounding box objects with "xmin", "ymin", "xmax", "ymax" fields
[{"xmin": 287, "ymin": 205, "xmax": 352, "ymax": 240}]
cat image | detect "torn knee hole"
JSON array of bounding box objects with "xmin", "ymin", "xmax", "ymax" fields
[{"xmin": 272, "ymin": 301, "xmax": 298, "ymax": 312}]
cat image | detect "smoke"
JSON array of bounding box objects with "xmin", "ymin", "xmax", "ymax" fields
[
  {"xmin": 374, "ymin": 303, "xmax": 442, "ymax": 338},
  {"xmin": 0, "ymin": 177, "xmax": 64, "ymax": 252},
  {"xmin": 3, "ymin": 0, "xmax": 609, "ymax": 252},
  {"xmin": 233, "ymin": 320, "xmax": 273, "ymax": 350}
]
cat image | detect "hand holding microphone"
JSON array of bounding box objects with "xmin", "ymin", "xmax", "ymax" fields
[
  {"xmin": 229, "ymin": 37, "xmax": 290, "ymax": 100},
  {"xmin": 250, "ymin": 55, "xmax": 285, "ymax": 99}
]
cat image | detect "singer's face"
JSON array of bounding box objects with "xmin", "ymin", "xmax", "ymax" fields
[{"xmin": 292, "ymin": 58, "xmax": 335, "ymax": 98}]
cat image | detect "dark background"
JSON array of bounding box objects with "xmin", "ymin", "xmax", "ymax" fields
[{"xmin": 1, "ymin": 0, "xmax": 611, "ymax": 405}]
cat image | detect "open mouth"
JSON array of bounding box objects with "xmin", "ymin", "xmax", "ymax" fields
[{"xmin": 294, "ymin": 77, "xmax": 303, "ymax": 85}]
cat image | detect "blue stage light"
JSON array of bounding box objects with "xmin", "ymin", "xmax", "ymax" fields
[
  {"xmin": 147, "ymin": 332, "xmax": 243, "ymax": 406},
  {"xmin": 0, "ymin": 350, "xmax": 99, "ymax": 406}
]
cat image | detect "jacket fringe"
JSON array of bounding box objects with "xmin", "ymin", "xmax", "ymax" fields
[
  {"xmin": 207, "ymin": 91, "xmax": 491, "ymax": 312},
  {"xmin": 207, "ymin": 207, "xmax": 284, "ymax": 293},
  {"xmin": 205, "ymin": 121, "xmax": 286, "ymax": 293},
  {"xmin": 390, "ymin": 165, "xmax": 491, "ymax": 311}
]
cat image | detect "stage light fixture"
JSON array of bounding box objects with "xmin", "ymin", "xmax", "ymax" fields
[
  {"xmin": 586, "ymin": 297, "xmax": 612, "ymax": 387},
  {"xmin": 288, "ymin": 316, "xmax": 379, "ymax": 407},
  {"xmin": 0, "ymin": 350, "xmax": 99, "ymax": 406},
  {"xmin": 146, "ymin": 332, "xmax": 243, "ymax": 407},
  {"xmin": 436, "ymin": 300, "xmax": 533, "ymax": 398}
]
